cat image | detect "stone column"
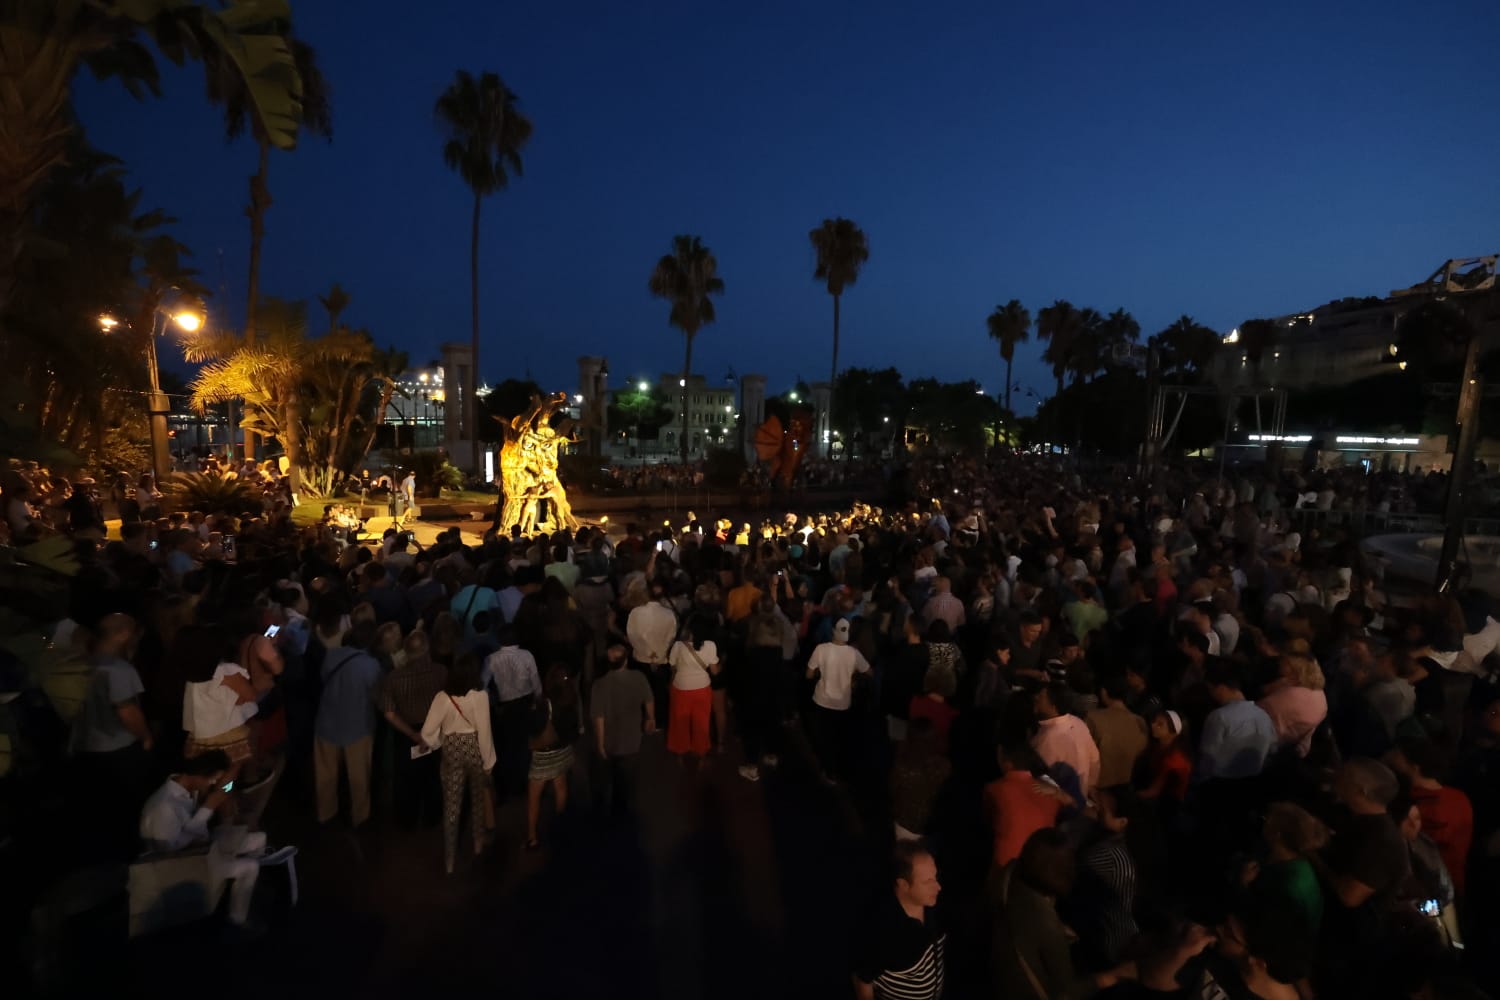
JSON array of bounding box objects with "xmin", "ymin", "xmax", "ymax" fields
[
  {"xmin": 740, "ymin": 374, "xmax": 767, "ymax": 461},
  {"xmin": 811, "ymin": 381, "xmax": 832, "ymax": 458},
  {"xmin": 440, "ymin": 342, "xmax": 476, "ymax": 471},
  {"xmin": 578, "ymin": 355, "xmax": 610, "ymax": 456}
]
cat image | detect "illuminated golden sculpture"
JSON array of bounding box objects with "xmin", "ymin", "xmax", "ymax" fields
[{"xmin": 499, "ymin": 391, "xmax": 580, "ymax": 534}]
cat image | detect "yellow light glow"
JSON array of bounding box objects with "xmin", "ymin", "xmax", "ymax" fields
[
  {"xmin": 98, "ymin": 315, "xmax": 119, "ymax": 331},
  {"xmin": 420, "ymin": 372, "xmax": 429, "ymax": 383},
  {"xmin": 1398, "ymin": 361, "xmax": 1408, "ymax": 371},
  {"xmin": 172, "ymin": 311, "xmax": 203, "ymax": 332},
  {"xmin": 432, "ymin": 389, "xmax": 445, "ymax": 402}
]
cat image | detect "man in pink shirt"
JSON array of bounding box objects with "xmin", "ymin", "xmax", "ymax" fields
[{"xmin": 1031, "ymin": 682, "xmax": 1100, "ymax": 802}]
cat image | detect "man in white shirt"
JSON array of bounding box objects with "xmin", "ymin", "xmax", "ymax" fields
[
  {"xmin": 806, "ymin": 618, "xmax": 870, "ymax": 785},
  {"xmin": 627, "ymin": 596, "xmax": 678, "ymax": 671},
  {"xmin": 628, "ymin": 592, "xmax": 679, "ymax": 741},
  {"xmin": 485, "ymin": 635, "xmax": 542, "ymax": 797},
  {"xmin": 138, "ymin": 751, "xmax": 269, "ymax": 928}
]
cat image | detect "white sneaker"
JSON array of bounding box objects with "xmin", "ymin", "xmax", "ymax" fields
[
  {"xmin": 737, "ymin": 765, "xmax": 761, "ymax": 782},
  {"xmin": 761, "ymin": 754, "xmax": 779, "ymax": 769}
]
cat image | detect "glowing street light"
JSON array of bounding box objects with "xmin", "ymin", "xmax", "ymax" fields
[
  {"xmin": 172, "ymin": 311, "xmax": 202, "ymax": 333},
  {"xmin": 637, "ymin": 381, "xmax": 649, "ymax": 392},
  {"xmin": 98, "ymin": 314, "xmax": 119, "ymax": 331}
]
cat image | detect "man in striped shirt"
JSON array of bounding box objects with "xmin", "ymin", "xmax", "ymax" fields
[{"xmin": 853, "ymin": 841, "xmax": 945, "ymax": 1000}]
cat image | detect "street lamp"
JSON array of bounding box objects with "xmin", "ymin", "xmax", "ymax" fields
[{"xmin": 100, "ymin": 308, "xmax": 202, "ymax": 480}]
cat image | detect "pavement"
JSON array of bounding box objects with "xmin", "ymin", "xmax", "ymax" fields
[{"xmin": 123, "ymin": 727, "xmax": 906, "ymax": 1000}]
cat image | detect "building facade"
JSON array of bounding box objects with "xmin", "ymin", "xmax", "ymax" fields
[
  {"xmin": 1211, "ymin": 297, "xmax": 1409, "ymax": 391},
  {"xmin": 657, "ymin": 373, "xmax": 738, "ymax": 459},
  {"xmin": 383, "ymin": 365, "xmax": 448, "ymax": 451}
]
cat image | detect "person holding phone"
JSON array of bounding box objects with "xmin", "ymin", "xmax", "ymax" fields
[{"xmin": 139, "ymin": 750, "xmax": 270, "ymax": 930}]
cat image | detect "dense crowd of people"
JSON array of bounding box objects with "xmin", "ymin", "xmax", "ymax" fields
[{"xmin": 4, "ymin": 449, "xmax": 1500, "ymax": 998}]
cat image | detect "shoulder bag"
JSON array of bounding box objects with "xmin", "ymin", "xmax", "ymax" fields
[{"xmin": 682, "ymin": 640, "xmax": 719, "ymax": 677}]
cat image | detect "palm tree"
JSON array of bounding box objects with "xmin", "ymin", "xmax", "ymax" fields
[
  {"xmin": 185, "ymin": 298, "xmax": 395, "ymax": 496},
  {"xmin": 1153, "ymin": 315, "xmax": 1222, "ymax": 377},
  {"xmin": 185, "ymin": 297, "xmax": 308, "ymax": 489},
  {"xmin": 209, "ymin": 32, "xmax": 332, "ymax": 346},
  {"xmin": 985, "ymin": 300, "xmax": 1030, "ymax": 413},
  {"xmin": 1036, "ymin": 299, "xmax": 1084, "ymax": 399},
  {"xmin": 809, "ymin": 218, "xmax": 869, "ymax": 387},
  {"xmin": 1091, "ymin": 307, "xmax": 1141, "ymax": 376},
  {"xmin": 648, "ymin": 235, "xmax": 725, "ymax": 462},
  {"xmin": 0, "ymin": 0, "xmax": 303, "ymax": 324},
  {"xmin": 318, "ymin": 281, "xmax": 351, "ymax": 333},
  {"xmin": 435, "ymin": 69, "xmax": 533, "ymax": 475}
]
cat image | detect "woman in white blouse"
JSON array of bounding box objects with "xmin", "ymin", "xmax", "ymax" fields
[
  {"xmin": 421, "ymin": 653, "xmax": 496, "ymax": 873},
  {"xmin": 180, "ymin": 625, "xmax": 257, "ymax": 774},
  {"xmin": 666, "ymin": 615, "xmax": 720, "ymax": 761}
]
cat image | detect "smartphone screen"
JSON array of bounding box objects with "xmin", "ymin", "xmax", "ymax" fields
[
  {"xmin": 264, "ymin": 624, "xmax": 281, "ymax": 638},
  {"xmin": 221, "ymin": 780, "xmax": 235, "ymax": 794}
]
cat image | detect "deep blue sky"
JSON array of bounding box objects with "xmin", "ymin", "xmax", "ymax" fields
[{"xmin": 75, "ymin": 0, "xmax": 1500, "ymax": 413}]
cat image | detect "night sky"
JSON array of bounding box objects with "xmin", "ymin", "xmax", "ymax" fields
[{"xmin": 74, "ymin": 0, "xmax": 1500, "ymax": 413}]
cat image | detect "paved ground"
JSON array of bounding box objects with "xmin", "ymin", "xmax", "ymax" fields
[{"xmin": 126, "ymin": 727, "xmax": 906, "ymax": 1000}]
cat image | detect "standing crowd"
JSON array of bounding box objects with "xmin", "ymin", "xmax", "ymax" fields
[{"xmin": 3, "ymin": 451, "xmax": 1499, "ymax": 998}]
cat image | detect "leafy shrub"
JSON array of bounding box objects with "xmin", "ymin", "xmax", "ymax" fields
[
  {"xmin": 168, "ymin": 471, "xmax": 256, "ymax": 514},
  {"xmin": 411, "ymin": 449, "xmax": 463, "ymax": 498}
]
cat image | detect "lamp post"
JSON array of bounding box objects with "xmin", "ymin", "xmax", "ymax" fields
[{"xmin": 104, "ymin": 308, "xmax": 201, "ymax": 482}]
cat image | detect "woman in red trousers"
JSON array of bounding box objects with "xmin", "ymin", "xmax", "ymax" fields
[{"xmin": 667, "ymin": 616, "xmax": 719, "ymax": 762}]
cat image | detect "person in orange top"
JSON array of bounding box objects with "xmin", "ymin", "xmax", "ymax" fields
[
  {"xmin": 1387, "ymin": 739, "xmax": 1474, "ymax": 896},
  {"xmin": 725, "ymin": 569, "xmax": 763, "ymax": 623},
  {"xmin": 983, "ymin": 743, "xmax": 1071, "ymax": 869}
]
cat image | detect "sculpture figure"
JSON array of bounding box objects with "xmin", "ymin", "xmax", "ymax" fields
[{"xmin": 498, "ymin": 391, "xmax": 580, "ymax": 533}]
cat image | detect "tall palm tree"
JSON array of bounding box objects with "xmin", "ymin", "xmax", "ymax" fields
[
  {"xmin": 985, "ymin": 299, "xmax": 1030, "ymax": 412},
  {"xmin": 435, "ymin": 69, "xmax": 533, "ymax": 474},
  {"xmin": 1036, "ymin": 299, "xmax": 1084, "ymax": 399},
  {"xmin": 648, "ymin": 235, "xmax": 725, "ymax": 462},
  {"xmin": 1085, "ymin": 307, "xmax": 1140, "ymax": 378},
  {"xmin": 209, "ymin": 33, "xmax": 332, "ymax": 345},
  {"xmin": 809, "ymin": 217, "xmax": 869, "ymax": 386},
  {"xmin": 0, "ymin": 0, "xmax": 303, "ymax": 324},
  {"xmin": 318, "ymin": 281, "xmax": 350, "ymax": 333}
]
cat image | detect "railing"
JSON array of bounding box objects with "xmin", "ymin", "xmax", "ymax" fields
[{"xmin": 1283, "ymin": 507, "xmax": 1500, "ymax": 538}]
